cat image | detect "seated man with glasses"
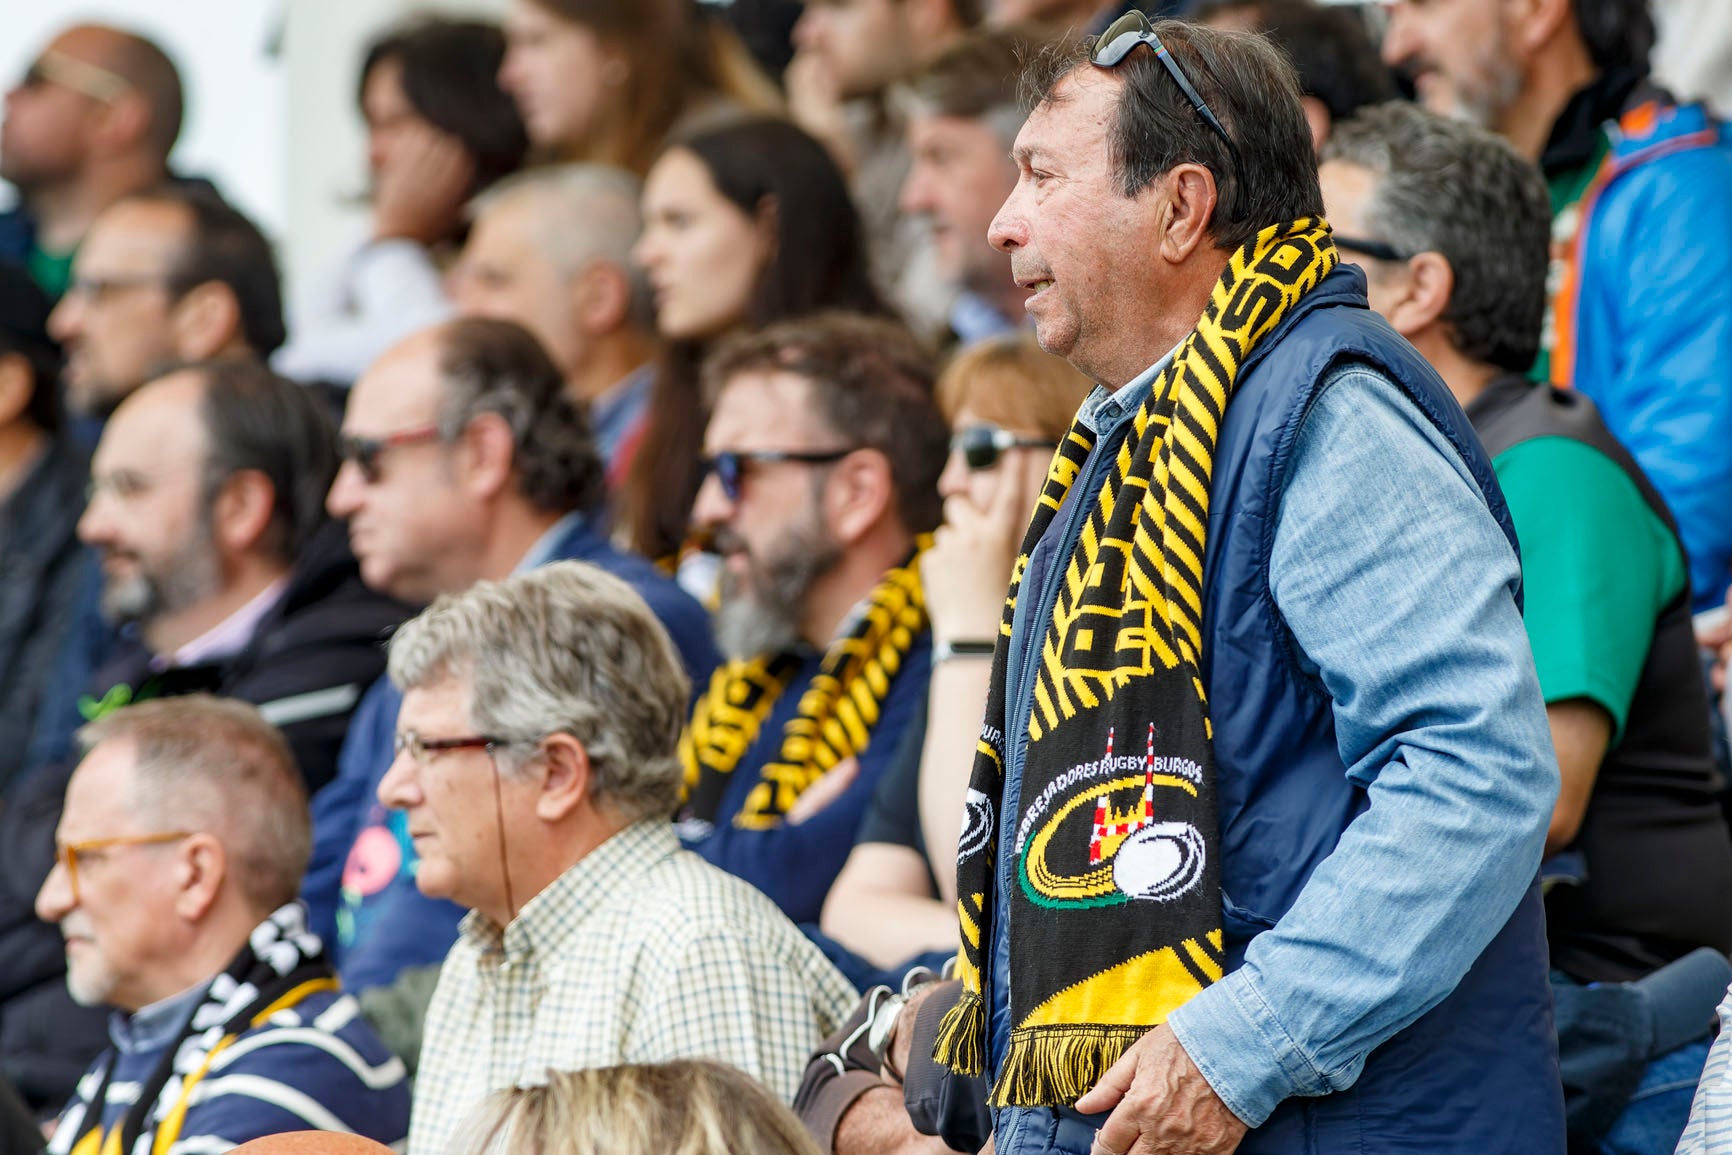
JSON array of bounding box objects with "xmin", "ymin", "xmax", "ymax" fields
[
  {"xmin": 47, "ymin": 184, "xmax": 285, "ymax": 424},
  {"xmin": 0, "ymin": 360, "xmax": 406, "ymax": 1113},
  {"xmin": 305, "ymin": 317, "xmax": 716, "ymax": 1021},
  {"xmin": 37, "ymin": 695, "xmax": 410, "ymax": 1153},
  {"xmin": 382, "ymin": 562, "xmax": 856, "ymax": 1155},
  {"xmin": 678, "ymin": 313, "xmax": 948, "ymax": 928}
]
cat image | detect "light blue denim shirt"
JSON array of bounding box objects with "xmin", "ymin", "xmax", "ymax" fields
[
  {"xmin": 1163, "ymin": 362, "xmax": 1557, "ymax": 1126},
  {"xmin": 995, "ymin": 358, "xmax": 1556, "ymax": 1131}
]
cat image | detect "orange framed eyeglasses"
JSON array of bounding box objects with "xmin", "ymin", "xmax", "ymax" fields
[{"xmin": 54, "ymin": 832, "xmax": 193, "ymax": 904}]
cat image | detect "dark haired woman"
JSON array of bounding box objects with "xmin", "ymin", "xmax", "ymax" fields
[
  {"xmin": 275, "ymin": 18, "xmax": 529, "ymax": 387},
  {"xmin": 626, "ymin": 115, "xmax": 892, "ymax": 577}
]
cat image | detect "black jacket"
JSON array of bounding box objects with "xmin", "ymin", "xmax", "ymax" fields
[
  {"xmin": 0, "ymin": 520, "xmax": 409, "ymax": 1114},
  {"xmin": 0, "ymin": 439, "xmax": 88, "ymax": 797}
]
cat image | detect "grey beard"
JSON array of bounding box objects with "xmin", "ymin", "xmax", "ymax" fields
[
  {"xmin": 712, "ymin": 528, "xmax": 842, "ymax": 661},
  {"xmin": 98, "ymin": 523, "xmax": 223, "ymax": 628}
]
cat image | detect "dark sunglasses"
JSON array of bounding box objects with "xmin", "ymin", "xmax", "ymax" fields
[
  {"xmin": 1331, "ymin": 235, "xmax": 1417, "ymax": 263},
  {"xmin": 1092, "ymin": 10, "xmax": 1237, "ymax": 158},
  {"xmin": 339, "ymin": 425, "xmax": 443, "ymax": 484},
  {"xmin": 700, "ymin": 448, "xmax": 855, "ymax": 503},
  {"xmin": 952, "ymin": 425, "xmax": 1057, "ymax": 471}
]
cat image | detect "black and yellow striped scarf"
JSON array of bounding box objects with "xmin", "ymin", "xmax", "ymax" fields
[
  {"xmin": 679, "ymin": 538, "xmax": 932, "ymax": 830},
  {"xmin": 935, "ymin": 219, "xmax": 1337, "ymax": 1107}
]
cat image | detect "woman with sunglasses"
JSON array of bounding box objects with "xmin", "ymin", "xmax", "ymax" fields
[{"xmin": 818, "ymin": 335, "xmax": 1091, "ymax": 974}]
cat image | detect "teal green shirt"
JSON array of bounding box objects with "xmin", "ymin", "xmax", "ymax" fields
[{"xmin": 1493, "ymin": 435, "xmax": 1687, "ymax": 738}]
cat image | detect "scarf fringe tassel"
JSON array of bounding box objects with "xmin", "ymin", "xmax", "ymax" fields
[
  {"xmin": 932, "ymin": 990, "xmax": 987, "ymax": 1076},
  {"xmin": 989, "ymin": 1025, "xmax": 1150, "ymax": 1108}
]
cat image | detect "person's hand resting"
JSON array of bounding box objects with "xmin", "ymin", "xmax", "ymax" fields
[
  {"xmin": 373, "ymin": 122, "xmax": 473, "ymax": 245},
  {"xmin": 1075, "ymin": 1025, "xmax": 1248, "ymax": 1155},
  {"xmin": 926, "ymin": 450, "xmax": 1040, "ymax": 648}
]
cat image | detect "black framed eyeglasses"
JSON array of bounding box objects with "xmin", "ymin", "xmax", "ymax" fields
[
  {"xmin": 1092, "ymin": 9, "xmax": 1236, "ymax": 158},
  {"xmin": 952, "ymin": 425, "xmax": 1057, "ymax": 471},
  {"xmin": 1331, "ymin": 235, "xmax": 1417, "ymax": 263},
  {"xmin": 699, "ymin": 448, "xmax": 856, "ymax": 503},
  {"xmin": 393, "ymin": 731, "xmax": 517, "ymax": 765},
  {"xmin": 340, "ymin": 424, "xmax": 443, "ymax": 484}
]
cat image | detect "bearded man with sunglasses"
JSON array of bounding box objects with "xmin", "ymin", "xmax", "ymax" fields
[
  {"xmin": 304, "ymin": 317, "xmax": 715, "ymax": 1013},
  {"xmin": 678, "ymin": 313, "xmax": 948, "ymax": 929},
  {"xmin": 927, "ymin": 16, "xmax": 1564, "ymax": 1155}
]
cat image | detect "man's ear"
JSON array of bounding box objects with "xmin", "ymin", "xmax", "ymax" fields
[
  {"xmin": 169, "ymin": 282, "xmax": 244, "ymax": 360},
  {"xmin": 1381, "ymin": 250, "xmax": 1455, "ymax": 340},
  {"xmin": 535, "ymin": 732, "xmax": 592, "ymax": 822},
  {"xmin": 173, "ymin": 833, "xmax": 228, "ymax": 923},
  {"xmin": 91, "ymin": 91, "xmax": 153, "ymax": 155},
  {"xmin": 209, "ymin": 468, "xmax": 279, "ymax": 557},
  {"xmin": 824, "ymin": 447, "xmax": 896, "ymax": 547},
  {"xmin": 452, "ymin": 411, "xmax": 518, "ymax": 502},
  {"xmin": 1512, "ymin": 0, "xmax": 1575, "ymax": 58},
  {"xmin": 1156, "ymin": 163, "xmax": 1221, "ymax": 265},
  {"xmin": 571, "ymin": 260, "xmax": 633, "ymax": 337}
]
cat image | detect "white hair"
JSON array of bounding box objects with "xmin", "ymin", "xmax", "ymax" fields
[{"xmin": 387, "ymin": 561, "xmax": 692, "ymax": 822}]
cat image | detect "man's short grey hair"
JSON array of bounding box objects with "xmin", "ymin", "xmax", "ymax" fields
[
  {"xmin": 1323, "ymin": 102, "xmax": 1552, "ymax": 373},
  {"xmin": 470, "ymin": 163, "xmax": 654, "ymax": 331},
  {"xmin": 77, "ymin": 695, "xmax": 311, "ymax": 914},
  {"xmin": 387, "ymin": 561, "xmax": 692, "ymax": 823}
]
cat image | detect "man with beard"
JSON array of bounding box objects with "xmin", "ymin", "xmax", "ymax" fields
[
  {"xmin": 0, "ymin": 360, "xmax": 405, "ymax": 1115},
  {"xmin": 1383, "ymin": 0, "xmax": 1732, "ymax": 613},
  {"xmin": 678, "ymin": 312, "xmax": 947, "ymax": 926},
  {"xmin": 0, "ymin": 25, "xmax": 183, "ymax": 300},
  {"xmin": 304, "ymin": 316, "xmax": 715, "ymax": 1014}
]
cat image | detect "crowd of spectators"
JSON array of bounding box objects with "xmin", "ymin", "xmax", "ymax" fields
[{"xmin": 1, "ymin": 0, "xmax": 1731, "ymax": 1152}]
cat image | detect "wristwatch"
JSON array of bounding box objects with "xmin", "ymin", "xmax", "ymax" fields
[
  {"xmin": 866, "ymin": 990, "xmax": 909, "ymax": 1080},
  {"xmin": 933, "ymin": 638, "xmax": 997, "ymax": 664}
]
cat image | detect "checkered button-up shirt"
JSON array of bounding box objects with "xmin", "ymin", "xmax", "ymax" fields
[{"xmin": 407, "ymin": 820, "xmax": 860, "ymax": 1155}]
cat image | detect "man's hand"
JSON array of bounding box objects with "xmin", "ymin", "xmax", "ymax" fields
[
  {"xmin": 1074, "ymin": 1025, "xmax": 1248, "ymax": 1155},
  {"xmin": 926, "ymin": 447, "xmax": 1040, "ymax": 647},
  {"xmin": 1696, "ymin": 590, "xmax": 1732, "ymax": 693}
]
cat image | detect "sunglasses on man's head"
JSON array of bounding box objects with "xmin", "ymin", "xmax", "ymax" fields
[
  {"xmin": 699, "ymin": 447, "xmax": 856, "ymax": 503},
  {"xmin": 952, "ymin": 425, "xmax": 1057, "ymax": 471},
  {"xmin": 1091, "ymin": 10, "xmax": 1237, "ymax": 159}
]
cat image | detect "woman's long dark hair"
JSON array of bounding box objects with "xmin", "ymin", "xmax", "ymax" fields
[
  {"xmin": 619, "ymin": 116, "xmax": 892, "ymax": 562},
  {"xmin": 360, "ymin": 18, "xmax": 530, "ymax": 199}
]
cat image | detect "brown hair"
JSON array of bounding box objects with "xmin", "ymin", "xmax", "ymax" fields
[
  {"xmin": 703, "ymin": 312, "xmax": 948, "ymax": 535},
  {"xmin": 525, "ymin": 0, "xmax": 781, "ymax": 175},
  {"xmin": 457, "ymin": 1061, "xmax": 822, "ymax": 1155},
  {"xmin": 936, "ymin": 334, "xmax": 1094, "ymax": 440},
  {"xmin": 900, "ymin": 24, "xmax": 1051, "ymax": 127}
]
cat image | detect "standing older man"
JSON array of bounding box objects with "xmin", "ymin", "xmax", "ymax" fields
[
  {"xmin": 388, "ymin": 562, "xmax": 856, "ymax": 1155},
  {"xmin": 680, "ymin": 313, "xmax": 947, "ymax": 927},
  {"xmin": 37, "ymin": 695, "xmax": 409, "ymax": 1152},
  {"xmin": 450, "ymin": 165, "xmax": 657, "ymax": 483},
  {"xmin": 928, "ymin": 16, "xmax": 1562, "ymax": 1154}
]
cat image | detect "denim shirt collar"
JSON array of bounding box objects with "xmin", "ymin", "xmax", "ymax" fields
[
  {"xmin": 109, "ymin": 979, "xmax": 206, "ymax": 1056},
  {"xmin": 1079, "ymin": 344, "xmax": 1179, "ymax": 435}
]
